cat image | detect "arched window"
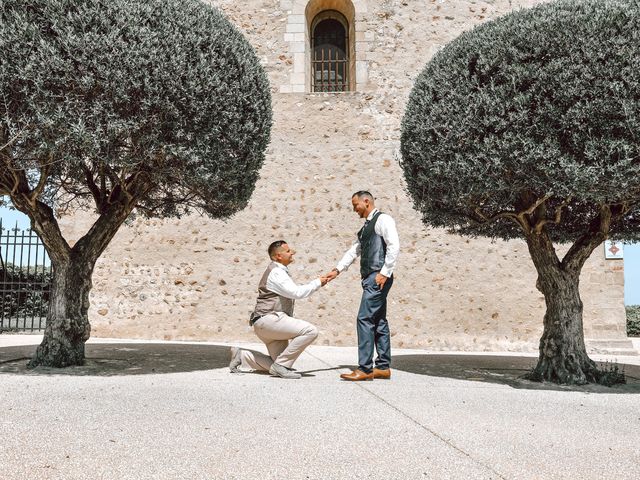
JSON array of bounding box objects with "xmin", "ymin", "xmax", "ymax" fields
[{"xmin": 311, "ymin": 11, "xmax": 349, "ymax": 92}]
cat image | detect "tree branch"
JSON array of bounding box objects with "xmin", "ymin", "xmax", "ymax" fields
[
  {"xmin": 73, "ymin": 166, "xmax": 155, "ymax": 261},
  {"xmin": 29, "ymin": 158, "xmax": 52, "ymax": 203},
  {"xmin": 562, "ymin": 204, "xmax": 611, "ymax": 272},
  {"xmin": 525, "ymin": 222, "xmax": 562, "ymax": 275},
  {"xmin": 534, "ymin": 196, "xmax": 573, "ymax": 234},
  {"xmin": 0, "ymin": 157, "xmax": 24, "ymax": 195},
  {"xmin": 518, "ymin": 194, "xmax": 550, "ymax": 220},
  {"xmin": 0, "ymin": 162, "xmax": 17, "ymax": 194},
  {"xmin": 0, "ymin": 125, "xmax": 29, "ymax": 152},
  {"xmin": 83, "ymin": 164, "xmax": 103, "ymax": 211},
  {"xmin": 470, "ymin": 193, "xmax": 551, "ymax": 235},
  {"xmin": 10, "ymin": 194, "xmax": 72, "ymax": 264}
]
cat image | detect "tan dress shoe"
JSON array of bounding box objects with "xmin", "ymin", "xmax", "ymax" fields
[
  {"xmin": 340, "ymin": 369, "xmax": 374, "ymax": 381},
  {"xmin": 373, "ymin": 368, "xmax": 391, "ymax": 379}
]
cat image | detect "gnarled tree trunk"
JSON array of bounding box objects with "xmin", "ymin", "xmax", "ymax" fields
[
  {"xmin": 28, "ymin": 254, "xmax": 95, "ymax": 368},
  {"xmin": 14, "ymin": 192, "xmax": 137, "ymax": 368},
  {"xmin": 529, "ymin": 268, "xmax": 599, "ymax": 384},
  {"xmin": 525, "ymin": 229, "xmax": 623, "ymax": 386}
]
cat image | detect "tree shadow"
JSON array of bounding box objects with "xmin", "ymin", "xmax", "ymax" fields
[
  {"xmin": 230, "ymin": 365, "xmax": 344, "ymax": 378},
  {"xmin": 0, "ymin": 343, "xmax": 346, "ymax": 378},
  {"xmin": 389, "ymin": 354, "xmax": 640, "ymax": 393},
  {"xmin": 0, "ymin": 343, "xmax": 234, "ymax": 376}
]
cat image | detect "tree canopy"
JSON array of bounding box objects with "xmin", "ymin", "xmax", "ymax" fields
[
  {"xmin": 1, "ymin": 0, "xmax": 272, "ymax": 221},
  {"xmin": 401, "ymin": 0, "xmax": 640, "ymax": 243},
  {"xmin": 0, "ymin": 0, "xmax": 272, "ymax": 368},
  {"xmin": 401, "ymin": 0, "xmax": 639, "ymax": 385}
]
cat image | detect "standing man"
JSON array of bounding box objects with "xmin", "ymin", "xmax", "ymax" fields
[
  {"xmin": 229, "ymin": 240, "xmax": 328, "ymax": 379},
  {"xmin": 326, "ymin": 191, "xmax": 400, "ymax": 381}
]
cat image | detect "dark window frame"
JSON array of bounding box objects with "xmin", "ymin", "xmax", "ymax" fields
[{"xmin": 311, "ymin": 10, "xmax": 349, "ymax": 93}]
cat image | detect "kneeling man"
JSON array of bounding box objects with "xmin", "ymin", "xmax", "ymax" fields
[{"xmin": 229, "ymin": 240, "xmax": 328, "ymax": 379}]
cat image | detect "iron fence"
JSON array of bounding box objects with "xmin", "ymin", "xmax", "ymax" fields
[{"xmin": 0, "ymin": 220, "xmax": 51, "ymax": 332}]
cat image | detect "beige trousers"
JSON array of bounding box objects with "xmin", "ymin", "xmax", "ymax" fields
[{"xmin": 240, "ymin": 312, "xmax": 318, "ymax": 371}]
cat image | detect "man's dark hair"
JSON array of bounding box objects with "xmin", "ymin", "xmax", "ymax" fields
[
  {"xmin": 268, "ymin": 240, "xmax": 287, "ymax": 259},
  {"xmin": 352, "ymin": 191, "xmax": 374, "ymax": 201}
]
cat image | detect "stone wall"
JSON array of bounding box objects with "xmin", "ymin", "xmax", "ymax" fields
[{"xmin": 60, "ymin": 0, "xmax": 629, "ymax": 351}]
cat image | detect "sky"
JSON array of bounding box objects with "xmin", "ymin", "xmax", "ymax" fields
[
  {"xmin": 0, "ymin": 204, "xmax": 51, "ymax": 268},
  {"xmin": 624, "ymin": 244, "xmax": 640, "ymax": 305},
  {"xmin": 1, "ymin": 203, "xmax": 639, "ymax": 305},
  {"xmin": 0, "ymin": 205, "xmax": 30, "ymax": 230}
]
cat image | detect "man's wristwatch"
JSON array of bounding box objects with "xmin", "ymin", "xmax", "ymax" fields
[{"xmin": 331, "ymin": 268, "xmax": 339, "ymax": 274}]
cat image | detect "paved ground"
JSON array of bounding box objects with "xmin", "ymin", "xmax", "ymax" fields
[{"xmin": 1, "ymin": 335, "xmax": 639, "ymax": 480}]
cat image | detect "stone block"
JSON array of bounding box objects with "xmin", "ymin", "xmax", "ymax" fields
[
  {"xmin": 290, "ymin": 41, "xmax": 305, "ymax": 53},
  {"xmin": 356, "ymin": 60, "xmax": 369, "ymax": 84},
  {"xmin": 293, "ymin": 53, "xmax": 306, "ymax": 73},
  {"xmin": 291, "ymin": 2, "xmax": 306, "ymax": 14},
  {"xmin": 286, "ymin": 23, "xmax": 305, "ymax": 33},
  {"xmin": 365, "ymin": 51, "xmax": 383, "ymax": 63},
  {"xmin": 287, "ymin": 14, "xmax": 305, "ymax": 24},
  {"xmin": 355, "ymin": 21, "xmax": 368, "ymax": 32},
  {"xmin": 290, "ymin": 72, "xmax": 305, "ymax": 85}
]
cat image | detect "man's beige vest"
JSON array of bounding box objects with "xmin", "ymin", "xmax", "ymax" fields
[{"xmin": 250, "ymin": 262, "xmax": 295, "ymax": 324}]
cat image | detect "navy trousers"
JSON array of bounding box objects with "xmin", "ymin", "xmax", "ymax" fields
[{"xmin": 356, "ymin": 271, "xmax": 394, "ymax": 373}]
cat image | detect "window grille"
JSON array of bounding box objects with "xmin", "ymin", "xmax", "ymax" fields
[{"xmin": 312, "ymin": 16, "xmax": 349, "ymax": 92}]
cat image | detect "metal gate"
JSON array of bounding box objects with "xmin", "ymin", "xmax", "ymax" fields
[{"xmin": 0, "ymin": 220, "xmax": 51, "ymax": 332}]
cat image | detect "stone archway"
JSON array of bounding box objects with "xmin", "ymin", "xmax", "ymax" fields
[
  {"xmin": 306, "ymin": 0, "xmax": 355, "ymax": 92},
  {"xmin": 281, "ymin": 0, "xmax": 370, "ymax": 93}
]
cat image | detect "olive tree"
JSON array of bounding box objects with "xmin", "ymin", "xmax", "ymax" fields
[
  {"xmin": 0, "ymin": 0, "xmax": 272, "ymax": 367},
  {"xmin": 401, "ymin": 0, "xmax": 640, "ymax": 385}
]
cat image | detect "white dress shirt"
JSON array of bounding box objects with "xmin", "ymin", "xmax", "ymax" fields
[
  {"xmin": 266, "ymin": 262, "xmax": 322, "ymax": 299},
  {"xmin": 336, "ymin": 208, "xmax": 400, "ymax": 277}
]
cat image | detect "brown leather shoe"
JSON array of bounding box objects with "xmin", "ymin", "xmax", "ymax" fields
[
  {"xmin": 373, "ymin": 368, "xmax": 391, "ymax": 379},
  {"xmin": 340, "ymin": 369, "xmax": 373, "ymax": 381}
]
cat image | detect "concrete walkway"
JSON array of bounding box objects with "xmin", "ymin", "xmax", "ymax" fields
[{"xmin": 1, "ymin": 335, "xmax": 639, "ymax": 480}]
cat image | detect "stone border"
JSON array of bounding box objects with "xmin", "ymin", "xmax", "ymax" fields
[{"xmin": 280, "ymin": 0, "xmax": 371, "ymax": 93}]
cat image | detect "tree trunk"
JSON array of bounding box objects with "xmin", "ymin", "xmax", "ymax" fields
[
  {"xmin": 27, "ymin": 254, "xmax": 95, "ymax": 368},
  {"xmin": 528, "ymin": 269, "xmax": 600, "ymax": 384},
  {"xmin": 7, "ymin": 164, "xmax": 150, "ymax": 368},
  {"xmin": 525, "ymin": 232, "xmax": 623, "ymax": 385}
]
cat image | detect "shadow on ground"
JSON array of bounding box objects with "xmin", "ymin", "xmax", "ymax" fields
[
  {"xmin": 0, "ymin": 343, "xmax": 233, "ymax": 376},
  {"xmin": 3, "ymin": 344, "xmax": 639, "ymax": 391},
  {"xmin": 389, "ymin": 354, "xmax": 640, "ymax": 393}
]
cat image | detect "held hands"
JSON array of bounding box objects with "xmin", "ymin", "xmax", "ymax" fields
[
  {"xmin": 320, "ymin": 270, "xmax": 387, "ymax": 287},
  {"xmin": 320, "ymin": 268, "xmax": 340, "ymax": 287}
]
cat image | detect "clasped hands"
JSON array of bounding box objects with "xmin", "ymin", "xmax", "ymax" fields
[
  {"xmin": 319, "ymin": 268, "xmax": 339, "ymax": 287},
  {"xmin": 319, "ymin": 269, "xmax": 388, "ymax": 288}
]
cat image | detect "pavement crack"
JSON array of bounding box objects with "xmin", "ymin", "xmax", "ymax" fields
[{"xmin": 307, "ymin": 350, "xmax": 509, "ymax": 480}]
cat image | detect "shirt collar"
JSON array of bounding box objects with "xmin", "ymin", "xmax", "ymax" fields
[
  {"xmin": 273, "ymin": 261, "xmax": 288, "ymax": 272},
  {"xmin": 366, "ymin": 208, "xmax": 379, "ymax": 221}
]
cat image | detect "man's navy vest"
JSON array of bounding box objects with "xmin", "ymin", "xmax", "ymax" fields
[{"xmin": 358, "ymin": 211, "xmax": 386, "ymax": 278}]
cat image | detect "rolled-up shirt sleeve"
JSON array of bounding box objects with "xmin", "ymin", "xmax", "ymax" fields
[
  {"xmin": 377, "ymin": 214, "xmax": 400, "ymax": 277},
  {"xmin": 266, "ymin": 267, "xmax": 321, "ymax": 300},
  {"xmin": 336, "ymin": 240, "xmax": 360, "ymax": 273}
]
